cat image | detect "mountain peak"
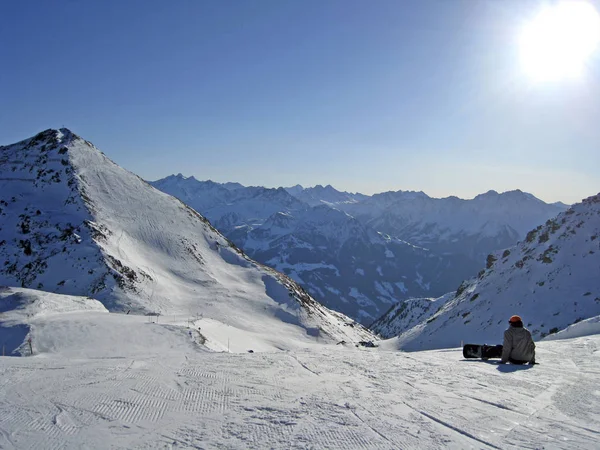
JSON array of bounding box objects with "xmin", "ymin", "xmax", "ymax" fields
[
  {"xmin": 472, "ymin": 189, "xmax": 544, "ymax": 204},
  {"xmin": 57, "ymin": 127, "xmax": 77, "ymax": 140},
  {"xmin": 1, "ymin": 130, "xmax": 375, "ymax": 349},
  {"xmin": 477, "ymin": 189, "xmax": 499, "ymax": 198}
]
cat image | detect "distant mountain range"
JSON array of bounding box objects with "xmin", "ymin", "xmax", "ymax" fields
[
  {"xmin": 0, "ymin": 130, "xmax": 374, "ymax": 349},
  {"xmin": 371, "ymin": 193, "xmax": 600, "ymax": 350},
  {"xmin": 2, "ymin": 129, "xmax": 596, "ymax": 353},
  {"xmin": 150, "ymin": 174, "xmax": 568, "ymax": 324}
]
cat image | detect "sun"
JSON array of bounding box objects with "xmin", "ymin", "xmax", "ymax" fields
[{"xmin": 519, "ymin": 1, "xmax": 600, "ymax": 81}]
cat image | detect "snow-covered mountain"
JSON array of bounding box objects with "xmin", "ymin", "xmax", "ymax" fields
[
  {"xmin": 372, "ymin": 194, "xmax": 600, "ymax": 350},
  {"xmin": 336, "ymin": 189, "xmax": 568, "ymax": 259},
  {"xmin": 2, "ymin": 132, "xmax": 599, "ymax": 448},
  {"xmin": 288, "ymin": 184, "xmax": 367, "ymax": 207},
  {"xmin": 151, "ymin": 174, "xmax": 308, "ymax": 232},
  {"xmin": 152, "ymin": 175, "xmax": 567, "ymax": 325},
  {"xmin": 0, "ymin": 129, "xmax": 375, "ymax": 351},
  {"xmin": 283, "ymin": 183, "xmax": 304, "ymax": 197},
  {"xmin": 370, "ymin": 293, "xmax": 453, "ymax": 338},
  {"xmin": 151, "ymin": 176, "xmax": 483, "ymax": 324},
  {"xmin": 288, "ymin": 185, "xmax": 567, "ymax": 262},
  {"xmin": 236, "ymin": 206, "xmax": 481, "ymax": 323}
]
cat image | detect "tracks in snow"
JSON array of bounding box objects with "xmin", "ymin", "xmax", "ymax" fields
[{"xmin": 1, "ymin": 339, "xmax": 600, "ymax": 449}]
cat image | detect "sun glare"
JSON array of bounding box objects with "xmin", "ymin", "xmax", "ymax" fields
[{"xmin": 519, "ymin": 1, "xmax": 600, "ymax": 81}]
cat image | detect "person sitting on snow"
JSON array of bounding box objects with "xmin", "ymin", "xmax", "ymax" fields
[{"xmin": 500, "ymin": 315, "xmax": 536, "ymax": 365}]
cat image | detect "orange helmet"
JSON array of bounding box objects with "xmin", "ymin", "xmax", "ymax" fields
[{"xmin": 508, "ymin": 315, "xmax": 522, "ymax": 323}]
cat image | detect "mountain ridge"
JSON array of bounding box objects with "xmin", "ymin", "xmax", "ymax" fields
[
  {"xmin": 0, "ymin": 129, "xmax": 375, "ymax": 348},
  {"xmin": 372, "ymin": 193, "xmax": 600, "ymax": 349},
  {"xmin": 151, "ymin": 174, "xmax": 569, "ymax": 323}
]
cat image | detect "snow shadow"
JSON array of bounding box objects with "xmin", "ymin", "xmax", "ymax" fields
[
  {"xmin": 218, "ymin": 246, "xmax": 251, "ymax": 268},
  {"xmin": 460, "ymin": 359, "xmax": 534, "ymax": 372},
  {"xmin": 273, "ymin": 308, "xmax": 301, "ymax": 326},
  {"xmin": 496, "ymin": 363, "xmax": 534, "ymax": 373},
  {"xmin": 262, "ymin": 275, "xmax": 298, "ymax": 310},
  {"xmin": 0, "ymin": 324, "xmax": 30, "ymax": 356},
  {"xmin": 263, "ymin": 275, "xmax": 321, "ymax": 337},
  {"xmin": 0, "ymin": 292, "xmax": 27, "ymax": 313}
]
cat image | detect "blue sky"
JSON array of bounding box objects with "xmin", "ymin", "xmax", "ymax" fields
[{"xmin": 1, "ymin": 0, "xmax": 599, "ymax": 203}]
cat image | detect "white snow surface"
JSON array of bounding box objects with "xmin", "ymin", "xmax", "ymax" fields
[
  {"xmin": 1, "ymin": 302, "xmax": 599, "ymax": 449},
  {"xmin": 543, "ymin": 315, "xmax": 600, "ymax": 341},
  {"xmin": 0, "ymin": 130, "xmax": 374, "ymax": 352}
]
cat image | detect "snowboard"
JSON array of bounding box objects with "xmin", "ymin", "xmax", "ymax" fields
[{"xmin": 463, "ymin": 344, "xmax": 503, "ymax": 359}]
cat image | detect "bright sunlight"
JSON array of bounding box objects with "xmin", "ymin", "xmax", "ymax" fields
[{"xmin": 519, "ymin": 1, "xmax": 600, "ymax": 81}]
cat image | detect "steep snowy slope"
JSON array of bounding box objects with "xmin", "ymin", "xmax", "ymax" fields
[
  {"xmin": 0, "ymin": 129, "xmax": 374, "ymax": 349},
  {"xmin": 543, "ymin": 314, "xmax": 600, "ymax": 341},
  {"xmin": 377, "ymin": 194, "xmax": 600, "ymax": 349}
]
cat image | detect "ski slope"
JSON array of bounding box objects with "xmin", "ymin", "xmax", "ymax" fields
[{"xmin": 1, "ymin": 307, "xmax": 599, "ymax": 449}]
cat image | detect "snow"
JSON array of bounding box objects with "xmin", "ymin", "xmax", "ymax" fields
[
  {"xmin": 2, "ymin": 130, "xmax": 599, "ymax": 448},
  {"xmin": 376, "ymin": 194, "xmax": 600, "ymax": 350},
  {"xmin": 290, "ymin": 184, "xmax": 365, "ymax": 207},
  {"xmin": 0, "ymin": 287, "xmax": 361, "ymax": 357},
  {"xmin": 374, "ymin": 281, "xmax": 393, "ymax": 296},
  {"xmin": 325, "ymin": 286, "xmax": 341, "ymax": 295},
  {"xmin": 1, "ymin": 305, "xmax": 599, "ymax": 449},
  {"xmin": 151, "ymin": 174, "xmax": 563, "ymax": 326},
  {"xmin": 415, "ymin": 271, "xmax": 431, "ymax": 291},
  {"xmin": 371, "ymin": 294, "xmax": 453, "ymax": 339},
  {"xmin": 341, "ymin": 188, "xmax": 567, "ymax": 241},
  {"xmin": 273, "ymin": 262, "xmax": 341, "ymax": 277},
  {"xmin": 543, "ymin": 315, "xmax": 600, "ymax": 341},
  {"xmin": 0, "ymin": 130, "xmax": 375, "ymax": 354},
  {"xmin": 348, "ymin": 288, "xmax": 373, "ymax": 308},
  {"xmin": 394, "ymin": 281, "xmax": 408, "ymax": 293}
]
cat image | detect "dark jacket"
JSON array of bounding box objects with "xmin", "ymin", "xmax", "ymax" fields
[{"xmin": 501, "ymin": 325, "xmax": 535, "ymax": 363}]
